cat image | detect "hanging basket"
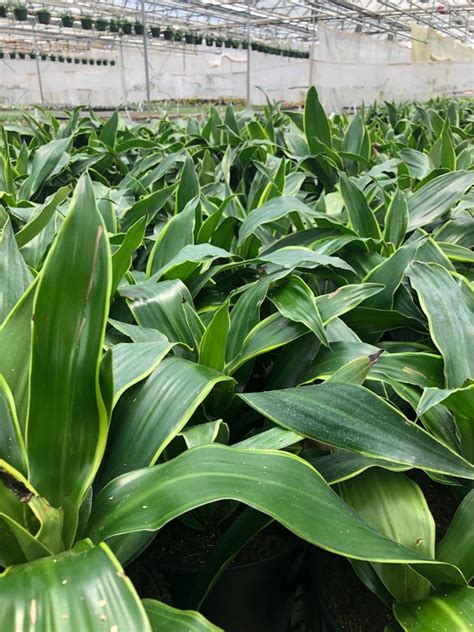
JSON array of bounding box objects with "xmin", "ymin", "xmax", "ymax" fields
[
  {"xmin": 205, "ymin": 37, "xmax": 214, "ymax": 46},
  {"xmin": 88, "ymin": 58, "xmax": 94, "ymax": 65},
  {"xmin": 36, "ymin": 10, "xmax": 50, "ymax": 25},
  {"xmin": 9, "ymin": 51, "xmax": 16, "ymax": 58},
  {"xmin": 81, "ymin": 58, "xmax": 88, "ymax": 65},
  {"xmin": 109, "ymin": 20, "xmax": 119, "ymax": 32},
  {"xmin": 50, "ymin": 54, "xmax": 56, "ymax": 61},
  {"xmin": 29, "ymin": 51, "xmax": 36, "ymax": 59},
  {"xmin": 81, "ymin": 17, "xmax": 93, "ymax": 30},
  {"xmin": 95, "ymin": 19, "xmax": 108, "ymax": 32},
  {"xmin": 66, "ymin": 56, "xmax": 72, "ymax": 63},
  {"xmin": 61, "ymin": 15, "xmax": 74, "ymax": 28},
  {"xmin": 163, "ymin": 28, "xmax": 173, "ymax": 40},
  {"xmin": 185, "ymin": 33, "xmax": 194, "ymax": 44},
  {"xmin": 121, "ymin": 21, "xmax": 132, "ymax": 35},
  {"xmin": 13, "ymin": 6, "xmax": 28, "ymax": 21},
  {"xmin": 40, "ymin": 53, "xmax": 47, "ymax": 60},
  {"xmin": 0, "ymin": 5, "xmax": 6, "ymax": 18},
  {"xmin": 0, "ymin": 51, "xmax": 4, "ymax": 59},
  {"xmin": 215, "ymin": 38, "xmax": 223, "ymax": 48},
  {"xmin": 58, "ymin": 55, "xmax": 65, "ymax": 62},
  {"xmin": 74, "ymin": 57, "xmax": 80, "ymax": 64},
  {"xmin": 18, "ymin": 51, "xmax": 26, "ymax": 59},
  {"xmin": 150, "ymin": 25, "xmax": 160, "ymax": 38},
  {"xmin": 134, "ymin": 21, "xmax": 144, "ymax": 35}
]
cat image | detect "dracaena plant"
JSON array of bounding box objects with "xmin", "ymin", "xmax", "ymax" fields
[{"xmin": 0, "ymin": 93, "xmax": 473, "ymax": 630}]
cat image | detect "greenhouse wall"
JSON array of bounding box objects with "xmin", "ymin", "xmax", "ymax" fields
[{"xmin": 1, "ymin": 28, "xmax": 472, "ymax": 110}]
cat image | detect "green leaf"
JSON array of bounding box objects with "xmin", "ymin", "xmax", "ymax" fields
[
  {"xmin": 315, "ymin": 283, "xmax": 384, "ymax": 323},
  {"xmin": 226, "ymin": 313, "xmax": 307, "ymax": 374},
  {"xmin": 383, "ymin": 188, "xmax": 408, "ymax": 248},
  {"xmin": 176, "ymin": 154, "xmax": 200, "ymax": 214},
  {"xmin": 88, "ymin": 444, "xmax": 463, "ymax": 579},
  {"xmin": 407, "ymin": 171, "xmax": 474, "ymax": 230},
  {"xmin": 238, "ymin": 196, "xmax": 317, "ymax": 245},
  {"xmin": 97, "ymin": 357, "xmax": 233, "ymax": 486},
  {"xmin": 107, "ymin": 340, "xmax": 175, "ymax": 407},
  {"xmin": 26, "ymin": 174, "xmax": 111, "ymax": 546},
  {"xmin": 437, "ymin": 490, "xmax": 474, "ymax": 582},
  {"xmin": 270, "ymin": 276, "xmax": 328, "ymax": 345},
  {"xmin": 15, "ymin": 186, "xmax": 69, "ymax": 248},
  {"xmin": 339, "ymin": 469, "xmax": 434, "ymax": 602},
  {"xmin": 100, "ymin": 110, "xmax": 119, "ymax": 148},
  {"xmin": 0, "ymin": 376, "xmax": 27, "ymax": 473},
  {"xmin": 340, "ymin": 174, "xmax": 381, "ymax": 240},
  {"xmin": 19, "ymin": 137, "xmax": 71, "ymax": 200},
  {"xmin": 363, "ymin": 240, "xmax": 421, "ymax": 309},
  {"xmin": 394, "ymin": 586, "xmax": 474, "ymax": 632},
  {"xmin": 125, "ymin": 280, "xmax": 204, "ymax": 352},
  {"xmin": 260, "ymin": 246, "xmax": 354, "ymax": 273},
  {"xmin": 0, "ymin": 210, "xmax": 33, "ymax": 323},
  {"xmin": 199, "ymin": 301, "xmax": 230, "ymax": 371},
  {"xmin": 146, "ymin": 203, "xmax": 195, "ymax": 277},
  {"xmin": 399, "ymin": 148, "xmax": 433, "ymax": 180},
  {"xmin": 0, "ymin": 282, "xmax": 36, "ymax": 432},
  {"xmin": 111, "ymin": 217, "xmax": 146, "ymax": 295},
  {"xmin": 304, "ymin": 86, "xmax": 333, "ymax": 151},
  {"xmin": 0, "ymin": 541, "xmax": 152, "ymax": 631},
  {"xmin": 407, "ymin": 262, "xmax": 474, "ymax": 388},
  {"xmin": 239, "ymin": 384, "xmax": 474, "ymax": 479},
  {"xmin": 143, "ymin": 599, "xmax": 222, "ymax": 632}
]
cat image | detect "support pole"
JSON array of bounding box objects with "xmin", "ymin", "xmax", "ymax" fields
[
  {"xmin": 31, "ymin": 22, "xmax": 44, "ymax": 105},
  {"xmin": 246, "ymin": 0, "xmax": 251, "ymax": 106},
  {"xmin": 308, "ymin": 12, "xmax": 316, "ymax": 88},
  {"xmin": 140, "ymin": 0, "xmax": 151, "ymax": 111}
]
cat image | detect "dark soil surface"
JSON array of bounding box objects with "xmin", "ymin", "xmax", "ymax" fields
[
  {"xmin": 305, "ymin": 549, "xmax": 393, "ymax": 632},
  {"xmin": 142, "ymin": 518, "xmax": 293, "ymax": 568}
]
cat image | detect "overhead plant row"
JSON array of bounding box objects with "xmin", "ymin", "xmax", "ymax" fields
[{"xmin": 0, "ymin": 92, "xmax": 473, "ymax": 631}]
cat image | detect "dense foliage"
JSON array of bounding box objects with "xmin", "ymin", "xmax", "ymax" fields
[{"xmin": 0, "ymin": 92, "xmax": 473, "ymax": 631}]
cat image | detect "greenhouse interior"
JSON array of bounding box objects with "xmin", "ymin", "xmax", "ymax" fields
[{"xmin": 0, "ymin": 1, "xmax": 473, "ymax": 631}]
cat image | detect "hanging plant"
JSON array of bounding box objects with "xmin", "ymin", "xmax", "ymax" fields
[
  {"xmin": 66, "ymin": 56, "xmax": 72, "ymax": 63},
  {"xmin": 121, "ymin": 20, "xmax": 132, "ymax": 35},
  {"xmin": 242, "ymin": 40, "xmax": 248, "ymax": 50},
  {"xmin": 29, "ymin": 51, "xmax": 36, "ymax": 59},
  {"xmin": 163, "ymin": 27, "xmax": 173, "ymax": 40},
  {"xmin": 9, "ymin": 51, "xmax": 16, "ymax": 58},
  {"xmin": 205, "ymin": 36, "xmax": 214, "ymax": 46},
  {"xmin": 185, "ymin": 32, "xmax": 194, "ymax": 44},
  {"xmin": 95, "ymin": 18, "xmax": 108, "ymax": 32},
  {"xmin": 0, "ymin": 51, "xmax": 4, "ymax": 59},
  {"xmin": 0, "ymin": 5, "xmax": 6, "ymax": 18},
  {"xmin": 102, "ymin": 59, "xmax": 108, "ymax": 66},
  {"xmin": 150, "ymin": 25, "xmax": 160, "ymax": 38},
  {"xmin": 81, "ymin": 58, "xmax": 87, "ymax": 64},
  {"xmin": 88, "ymin": 58, "xmax": 94, "ymax": 65},
  {"xmin": 109, "ymin": 19, "xmax": 119, "ymax": 32},
  {"xmin": 36, "ymin": 8, "xmax": 51, "ymax": 25},
  {"xmin": 74, "ymin": 57, "xmax": 80, "ymax": 64},
  {"xmin": 134, "ymin": 21, "xmax": 144, "ymax": 35},
  {"xmin": 58, "ymin": 54, "xmax": 65, "ymax": 62},
  {"xmin": 81, "ymin": 17, "xmax": 93, "ymax": 30},
  {"xmin": 194, "ymin": 33, "xmax": 203, "ymax": 45},
  {"xmin": 13, "ymin": 5, "xmax": 28, "ymax": 21},
  {"xmin": 110, "ymin": 59, "xmax": 116, "ymax": 66},
  {"xmin": 231, "ymin": 39, "xmax": 239, "ymax": 49},
  {"xmin": 18, "ymin": 51, "xmax": 25, "ymax": 59},
  {"xmin": 251, "ymin": 42, "xmax": 258, "ymax": 51},
  {"xmin": 61, "ymin": 13, "xmax": 74, "ymax": 28},
  {"xmin": 173, "ymin": 30, "xmax": 182, "ymax": 41},
  {"xmin": 96, "ymin": 59, "xmax": 102, "ymax": 66},
  {"xmin": 40, "ymin": 53, "xmax": 47, "ymax": 60},
  {"xmin": 215, "ymin": 37, "xmax": 223, "ymax": 48},
  {"xmin": 50, "ymin": 53, "xmax": 56, "ymax": 61}
]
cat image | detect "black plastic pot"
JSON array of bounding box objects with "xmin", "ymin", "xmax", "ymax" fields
[
  {"xmin": 81, "ymin": 58, "xmax": 87, "ymax": 65},
  {"xmin": 13, "ymin": 7, "xmax": 28, "ymax": 21},
  {"xmin": 50, "ymin": 54, "xmax": 56, "ymax": 61},
  {"xmin": 81, "ymin": 17, "xmax": 93, "ymax": 30},
  {"xmin": 36, "ymin": 10, "xmax": 50, "ymax": 25},
  {"xmin": 58, "ymin": 55, "xmax": 64, "ymax": 62},
  {"xmin": 205, "ymin": 37, "xmax": 213, "ymax": 46},
  {"xmin": 194, "ymin": 35, "xmax": 203, "ymax": 45},
  {"xmin": 29, "ymin": 52, "xmax": 36, "ymax": 59},
  {"xmin": 0, "ymin": 51, "xmax": 4, "ymax": 59},
  {"xmin": 109, "ymin": 20, "xmax": 119, "ymax": 32},
  {"xmin": 224, "ymin": 39, "xmax": 232, "ymax": 48},
  {"xmin": 122, "ymin": 22, "xmax": 132, "ymax": 35},
  {"xmin": 134, "ymin": 22, "xmax": 144, "ymax": 35},
  {"xmin": 163, "ymin": 28, "xmax": 173, "ymax": 40},
  {"xmin": 95, "ymin": 19, "xmax": 108, "ymax": 32},
  {"xmin": 0, "ymin": 5, "xmax": 6, "ymax": 18},
  {"xmin": 141, "ymin": 544, "xmax": 306, "ymax": 632},
  {"xmin": 18, "ymin": 51, "xmax": 25, "ymax": 59},
  {"xmin": 61, "ymin": 15, "xmax": 74, "ymax": 28},
  {"xmin": 150, "ymin": 25, "xmax": 160, "ymax": 38},
  {"xmin": 9, "ymin": 52, "xmax": 16, "ymax": 59},
  {"xmin": 41, "ymin": 54, "xmax": 47, "ymax": 60},
  {"xmin": 215, "ymin": 38, "xmax": 223, "ymax": 48},
  {"xmin": 74, "ymin": 57, "xmax": 80, "ymax": 64},
  {"xmin": 66, "ymin": 56, "xmax": 72, "ymax": 63},
  {"xmin": 88, "ymin": 58, "xmax": 94, "ymax": 65},
  {"xmin": 185, "ymin": 33, "xmax": 194, "ymax": 44}
]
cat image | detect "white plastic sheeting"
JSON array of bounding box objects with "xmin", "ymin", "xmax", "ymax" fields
[
  {"xmin": 0, "ymin": 25, "xmax": 472, "ymax": 110},
  {"xmin": 411, "ymin": 24, "xmax": 474, "ymax": 62}
]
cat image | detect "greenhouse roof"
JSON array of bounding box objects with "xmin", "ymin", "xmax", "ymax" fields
[{"xmin": 0, "ymin": 0, "xmax": 473, "ymax": 56}]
